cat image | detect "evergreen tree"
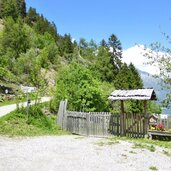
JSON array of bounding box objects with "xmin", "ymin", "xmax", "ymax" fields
[
  {"xmin": 108, "ymin": 34, "xmax": 122, "ymax": 58},
  {"xmin": 108, "ymin": 34, "xmax": 122, "ymax": 76},
  {"xmin": 100, "ymin": 39, "xmax": 108, "ymax": 48},
  {"xmin": 0, "ymin": 0, "xmax": 18, "ymax": 20},
  {"xmin": 114, "ymin": 63, "xmax": 131, "ymax": 89},
  {"xmin": 25, "ymin": 7, "xmax": 37, "ymax": 25},
  {"xmin": 94, "ymin": 46, "xmax": 115, "ymax": 82},
  {"xmin": 57, "ymin": 34, "xmax": 74, "ymax": 59},
  {"xmin": 129, "ymin": 63, "xmax": 143, "ymax": 89},
  {"xmin": 15, "ymin": 0, "xmax": 26, "ymax": 18}
]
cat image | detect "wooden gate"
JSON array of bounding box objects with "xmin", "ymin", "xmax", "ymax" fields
[
  {"xmin": 125, "ymin": 113, "xmax": 145, "ymax": 138},
  {"xmin": 108, "ymin": 114, "xmax": 120, "ymax": 136}
]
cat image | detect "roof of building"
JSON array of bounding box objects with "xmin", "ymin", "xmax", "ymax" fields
[{"xmin": 108, "ymin": 89, "xmax": 157, "ymax": 101}]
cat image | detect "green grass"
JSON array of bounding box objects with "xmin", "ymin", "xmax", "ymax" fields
[
  {"xmin": 109, "ymin": 137, "xmax": 171, "ymax": 149},
  {"xmin": 132, "ymin": 143, "xmax": 156, "ymax": 152},
  {"xmin": 0, "ymin": 94, "xmax": 37, "ymax": 107},
  {"xmin": 0, "ymin": 98, "xmax": 24, "ymax": 107},
  {"xmin": 163, "ymin": 150, "xmax": 171, "ymax": 156},
  {"xmin": 95, "ymin": 140, "xmax": 120, "ymax": 146},
  {"xmin": 0, "ymin": 104, "xmax": 68, "ymax": 137},
  {"xmin": 129, "ymin": 150, "xmax": 137, "ymax": 154},
  {"xmin": 149, "ymin": 166, "xmax": 158, "ymax": 170}
]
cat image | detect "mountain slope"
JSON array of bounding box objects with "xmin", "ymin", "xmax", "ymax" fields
[
  {"xmin": 138, "ymin": 70, "xmax": 171, "ymax": 114},
  {"xmin": 138, "ymin": 69, "xmax": 168, "ymax": 102}
]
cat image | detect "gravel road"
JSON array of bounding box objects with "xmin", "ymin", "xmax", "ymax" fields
[
  {"xmin": 0, "ymin": 135, "xmax": 171, "ymax": 171},
  {"xmin": 0, "ymin": 97, "xmax": 51, "ymax": 118}
]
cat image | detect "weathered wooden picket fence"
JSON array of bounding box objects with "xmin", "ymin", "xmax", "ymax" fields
[
  {"xmin": 67, "ymin": 111, "xmax": 112, "ymax": 137},
  {"xmin": 57, "ymin": 100, "xmax": 146, "ymax": 138}
]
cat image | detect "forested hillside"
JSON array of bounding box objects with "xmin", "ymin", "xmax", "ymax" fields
[{"xmin": 0, "ymin": 0, "xmax": 159, "ymax": 113}]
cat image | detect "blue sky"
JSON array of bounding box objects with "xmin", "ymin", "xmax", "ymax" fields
[{"xmin": 26, "ymin": 0, "xmax": 171, "ymax": 49}]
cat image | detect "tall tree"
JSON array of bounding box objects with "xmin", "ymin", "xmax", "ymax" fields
[
  {"xmin": 0, "ymin": 0, "xmax": 18, "ymax": 20},
  {"xmin": 108, "ymin": 34, "xmax": 123, "ymax": 78},
  {"xmin": 94, "ymin": 46, "xmax": 115, "ymax": 82},
  {"xmin": 2, "ymin": 17, "xmax": 30, "ymax": 61},
  {"xmin": 129, "ymin": 63, "xmax": 143, "ymax": 89},
  {"xmin": 114, "ymin": 63, "xmax": 131, "ymax": 89},
  {"xmin": 100, "ymin": 39, "xmax": 108, "ymax": 48},
  {"xmin": 15, "ymin": 0, "xmax": 26, "ymax": 18}
]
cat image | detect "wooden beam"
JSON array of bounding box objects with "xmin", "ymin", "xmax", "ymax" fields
[
  {"xmin": 120, "ymin": 100, "xmax": 125, "ymax": 136},
  {"xmin": 143, "ymin": 100, "xmax": 148, "ymax": 135}
]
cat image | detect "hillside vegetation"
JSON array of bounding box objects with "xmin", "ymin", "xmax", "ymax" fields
[
  {"xmin": 0, "ymin": 0, "xmax": 160, "ymax": 114},
  {"xmin": 0, "ymin": 103, "xmax": 67, "ymax": 136}
]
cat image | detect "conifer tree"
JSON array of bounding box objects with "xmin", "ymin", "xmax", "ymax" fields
[
  {"xmin": 129, "ymin": 63, "xmax": 143, "ymax": 89},
  {"xmin": 108, "ymin": 34, "xmax": 122, "ymax": 71},
  {"xmin": 15, "ymin": 0, "xmax": 26, "ymax": 18},
  {"xmin": 0, "ymin": 0, "xmax": 18, "ymax": 20}
]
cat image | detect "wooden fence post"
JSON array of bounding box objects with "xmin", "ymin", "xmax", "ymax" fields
[
  {"xmin": 86, "ymin": 113, "xmax": 90, "ymax": 136},
  {"xmin": 102, "ymin": 114, "xmax": 105, "ymax": 136},
  {"xmin": 57, "ymin": 101, "xmax": 64, "ymax": 127},
  {"xmin": 63, "ymin": 99, "xmax": 68, "ymax": 130}
]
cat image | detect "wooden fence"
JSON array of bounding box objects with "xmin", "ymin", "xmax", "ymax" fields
[
  {"xmin": 67, "ymin": 111, "xmax": 112, "ymax": 137},
  {"xmin": 158, "ymin": 115, "xmax": 171, "ymax": 130},
  {"xmin": 57, "ymin": 100, "xmax": 146, "ymax": 138}
]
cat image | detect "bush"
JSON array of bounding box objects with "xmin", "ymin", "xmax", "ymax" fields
[{"xmin": 54, "ymin": 62, "xmax": 109, "ymax": 112}]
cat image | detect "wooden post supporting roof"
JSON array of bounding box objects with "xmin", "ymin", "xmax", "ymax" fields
[
  {"xmin": 120, "ymin": 100, "xmax": 125, "ymax": 136},
  {"xmin": 143, "ymin": 100, "xmax": 148, "ymax": 135}
]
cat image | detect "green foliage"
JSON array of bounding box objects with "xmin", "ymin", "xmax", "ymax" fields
[
  {"xmin": 25, "ymin": 7, "xmax": 58, "ymax": 40},
  {"xmin": 132, "ymin": 142, "xmax": 156, "ymax": 152},
  {"xmin": 148, "ymin": 101, "xmax": 162, "ymax": 114},
  {"xmin": 93, "ymin": 46, "xmax": 115, "ymax": 82},
  {"xmin": 129, "ymin": 63, "xmax": 143, "ymax": 88},
  {"xmin": 114, "ymin": 63, "xmax": 131, "ymax": 89},
  {"xmin": 0, "ymin": 66, "xmax": 15, "ymax": 81},
  {"xmin": 108, "ymin": 34, "xmax": 122, "ymax": 75},
  {"xmin": 2, "ymin": 17, "xmax": 30, "ymax": 60},
  {"xmin": 0, "ymin": 104, "xmax": 67, "ymax": 136},
  {"xmin": 115, "ymin": 63, "xmax": 143, "ymax": 90},
  {"xmin": 149, "ymin": 166, "xmax": 158, "ymax": 171},
  {"xmin": 0, "ymin": 0, "xmax": 26, "ymax": 20},
  {"xmin": 114, "ymin": 62, "xmax": 144, "ymax": 113},
  {"xmin": 54, "ymin": 63, "xmax": 108, "ymax": 112}
]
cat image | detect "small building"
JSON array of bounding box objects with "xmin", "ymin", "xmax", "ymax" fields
[
  {"xmin": 149, "ymin": 114, "xmax": 158, "ymax": 127},
  {"xmin": 108, "ymin": 89, "xmax": 157, "ymax": 136}
]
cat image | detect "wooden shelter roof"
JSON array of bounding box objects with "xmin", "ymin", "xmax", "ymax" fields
[{"xmin": 108, "ymin": 89, "xmax": 157, "ymax": 101}]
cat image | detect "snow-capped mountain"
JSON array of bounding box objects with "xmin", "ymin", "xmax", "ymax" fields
[{"xmin": 122, "ymin": 45, "xmax": 159, "ymax": 75}]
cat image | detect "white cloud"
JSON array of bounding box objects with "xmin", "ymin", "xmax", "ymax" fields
[
  {"xmin": 122, "ymin": 45, "xmax": 160, "ymax": 75},
  {"xmin": 72, "ymin": 38, "xmax": 76, "ymax": 43}
]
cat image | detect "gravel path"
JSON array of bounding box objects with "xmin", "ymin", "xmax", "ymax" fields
[
  {"xmin": 0, "ymin": 97, "xmax": 51, "ymax": 118},
  {"xmin": 0, "ymin": 135, "xmax": 171, "ymax": 171}
]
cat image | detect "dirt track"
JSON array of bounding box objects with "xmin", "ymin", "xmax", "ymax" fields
[{"xmin": 0, "ymin": 135, "xmax": 171, "ymax": 171}]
